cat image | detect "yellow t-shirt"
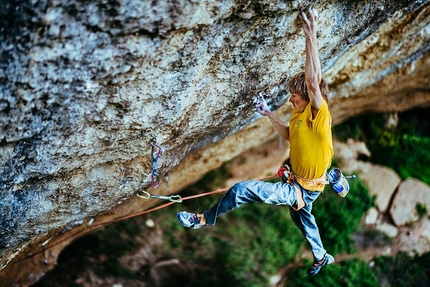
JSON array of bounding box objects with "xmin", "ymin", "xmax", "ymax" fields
[{"xmin": 289, "ymin": 100, "xmax": 333, "ymax": 191}]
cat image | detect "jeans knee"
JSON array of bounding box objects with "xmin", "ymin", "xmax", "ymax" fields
[
  {"xmin": 225, "ymin": 182, "xmax": 251, "ymax": 202},
  {"xmin": 231, "ymin": 182, "xmax": 246, "ymax": 193}
]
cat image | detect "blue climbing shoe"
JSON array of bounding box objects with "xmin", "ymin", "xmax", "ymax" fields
[
  {"xmin": 309, "ymin": 254, "xmax": 334, "ymax": 276},
  {"xmin": 176, "ymin": 211, "xmax": 204, "ymax": 229}
]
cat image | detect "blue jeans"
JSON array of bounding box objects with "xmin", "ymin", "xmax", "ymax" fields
[{"xmin": 203, "ymin": 180, "xmax": 327, "ymax": 261}]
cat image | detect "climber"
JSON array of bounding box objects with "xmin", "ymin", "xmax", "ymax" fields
[{"xmin": 176, "ymin": 8, "xmax": 334, "ymax": 276}]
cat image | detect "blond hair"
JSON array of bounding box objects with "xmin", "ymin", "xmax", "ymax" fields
[{"xmin": 289, "ymin": 72, "xmax": 329, "ymax": 103}]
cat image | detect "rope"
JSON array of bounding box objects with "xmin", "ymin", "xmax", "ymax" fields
[
  {"xmin": 16, "ymin": 174, "xmax": 278, "ymax": 263},
  {"xmin": 113, "ymin": 173, "xmax": 278, "ymax": 223}
]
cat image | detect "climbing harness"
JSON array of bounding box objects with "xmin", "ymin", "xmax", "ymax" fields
[
  {"xmin": 277, "ymin": 165, "xmax": 306, "ymax": 211},
  {"xmin": 278, "ymin": 164, "xmax": 356, "ymax": 199},
  {"xmin": 136, "ymin": 189, "xmax": 182, "ymax": 203},
  {"xmin": 151, "ymin": 138, "xmax": 163, "ymax": 188}
]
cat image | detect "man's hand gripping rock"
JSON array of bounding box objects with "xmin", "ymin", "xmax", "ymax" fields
[{"xmin": 255, "ymin": 94, "xmax": 271, "ymax": 116}]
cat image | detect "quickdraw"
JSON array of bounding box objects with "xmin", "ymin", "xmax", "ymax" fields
[
  {"xmin": 136, "ymin": 190, "xmax": 182, "ymax": 203},
  {"xmin": 151, "ymin": 138, "xmax": 163, "ymax": 188},
  {"xmin": 135, "ymin": 139, "xmax": 182, "ymax": 203}
]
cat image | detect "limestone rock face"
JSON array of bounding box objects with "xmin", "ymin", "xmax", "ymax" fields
[
  {"xmin": 390, "ymin": 178, "xmax": 430, "ymax": 226},
  {"xmin": 1, "ymin": 0, "xmax": 430, "ymax": 278}
]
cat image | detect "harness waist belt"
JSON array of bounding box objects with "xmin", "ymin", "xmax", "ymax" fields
[
  {"xmin": 295, "ymin": 173, "xmax": 329, "ymax": 185},
  {"xmin": 283, "ymin": 166, "xmax": 329, "ymax": 192}
]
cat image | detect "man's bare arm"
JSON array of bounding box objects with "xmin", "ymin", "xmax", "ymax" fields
[
  {"xmin": 301, "ymin": 8, "xmax": 323, "ymax": 111},
  {"xmin": 255, "ymin": 96, "xmax": 290, "ymax": 140},
  {"xmin": 266, "ymin": 112, "xmax": 290, "ymax": 140}
]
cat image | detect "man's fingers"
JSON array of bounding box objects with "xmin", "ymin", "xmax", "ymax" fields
[
  {"xmin": 255, "ymin": 99, "xmax": 269, "ymax": 115},
  {"xmin": 302, "ymin": 8, "xmax": 318, "ymax": 23},
  {"xmin": 313, "ymin": 8, "xmax": 318, "ymax": 19},
  {"xmin": 310, "ymin": 8, "xmax": 318, "ymax": 22},
  {"xmin": 255, "ymin": 106, "xmax": 266, "ymax": 115},
  {"xmin": 309, "ymin": 8, "xmax": 319, "ymax": 21},
  {"xmin": 300, "ymin": 11, "xmax": 309, "ymax": 23}
]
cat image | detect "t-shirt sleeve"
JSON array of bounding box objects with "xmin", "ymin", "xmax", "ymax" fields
[{"xmin": 309, "ymin": 100, "xmax": 331, "ymax": 132}]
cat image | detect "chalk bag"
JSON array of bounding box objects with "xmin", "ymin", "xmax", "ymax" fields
[{"xmin": 327, "ymin": 168, "xmax": 350, "ymax": 198}]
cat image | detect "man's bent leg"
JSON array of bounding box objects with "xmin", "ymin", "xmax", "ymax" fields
[{"xmin": 204, "ymin": 180, "xmax": 297, "ymax": 226}]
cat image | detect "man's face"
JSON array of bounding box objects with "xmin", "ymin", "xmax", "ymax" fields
[{"xmin": 289, "ymin": 93, "xmax": 309, "ymax": 113}]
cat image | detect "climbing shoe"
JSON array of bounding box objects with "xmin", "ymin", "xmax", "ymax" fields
[
  {"xmin": 176, "ymin": 211, "xmax": 205, "ymax": 229},
  {"xmin": 309, "ymin": 253, "xmax": 334, "ymax": 276}
]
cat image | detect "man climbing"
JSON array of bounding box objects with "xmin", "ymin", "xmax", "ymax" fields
[{"xmin": 176, "ymin": 8, "xmax": 334, "ymax": 276}]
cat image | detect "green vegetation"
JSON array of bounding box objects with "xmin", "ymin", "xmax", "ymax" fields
[
  {"xmin": 333, "ymin": 108, "xmax": 430, "ymax": 185},
  {"xmin": 332, "ymin": 107, "xmax": 430, "ymax": 286},
  {"xmin": 416, "ymin": 203, "xmax": 428, "ymax": 219},
  {"xmin": 285, "ymin": 258, "xmax": 380, "ymax": 287},
  {"xmin": 315, "ymin": 175, "xmax": 374, "ymax": 255},
  {"xmin": 372, "ymin": 252, "xmax": 430, "ymax": 286}
]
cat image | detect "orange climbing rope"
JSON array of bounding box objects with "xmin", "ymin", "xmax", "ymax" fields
[
  {"xmin": 114, "ymin": 173, "xmax": 278, "ymax": 223},
  {"xmin": 17, "ymin": 173, "xmax": 278, "ymax": 263}
]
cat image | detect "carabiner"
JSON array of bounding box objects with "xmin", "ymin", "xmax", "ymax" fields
[
  {"xmin": 136, "ymin": 190, "xmax": 151, "ymax": 200},
  {"xmin": 136, "ymin": 190, "xmax": 182, "ymax": 203},
  {"xmin": 151, "ymin": 140, "xmax": 163, "ymax": 161},
  {"xmin": 152, "ymin": 173, "xmax": 161, "ymax": 189}
]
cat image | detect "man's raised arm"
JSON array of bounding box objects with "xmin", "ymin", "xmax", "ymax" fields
[{"xmin": 301, "ymin": 8, "xmax": 323, "ymax": 110}]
